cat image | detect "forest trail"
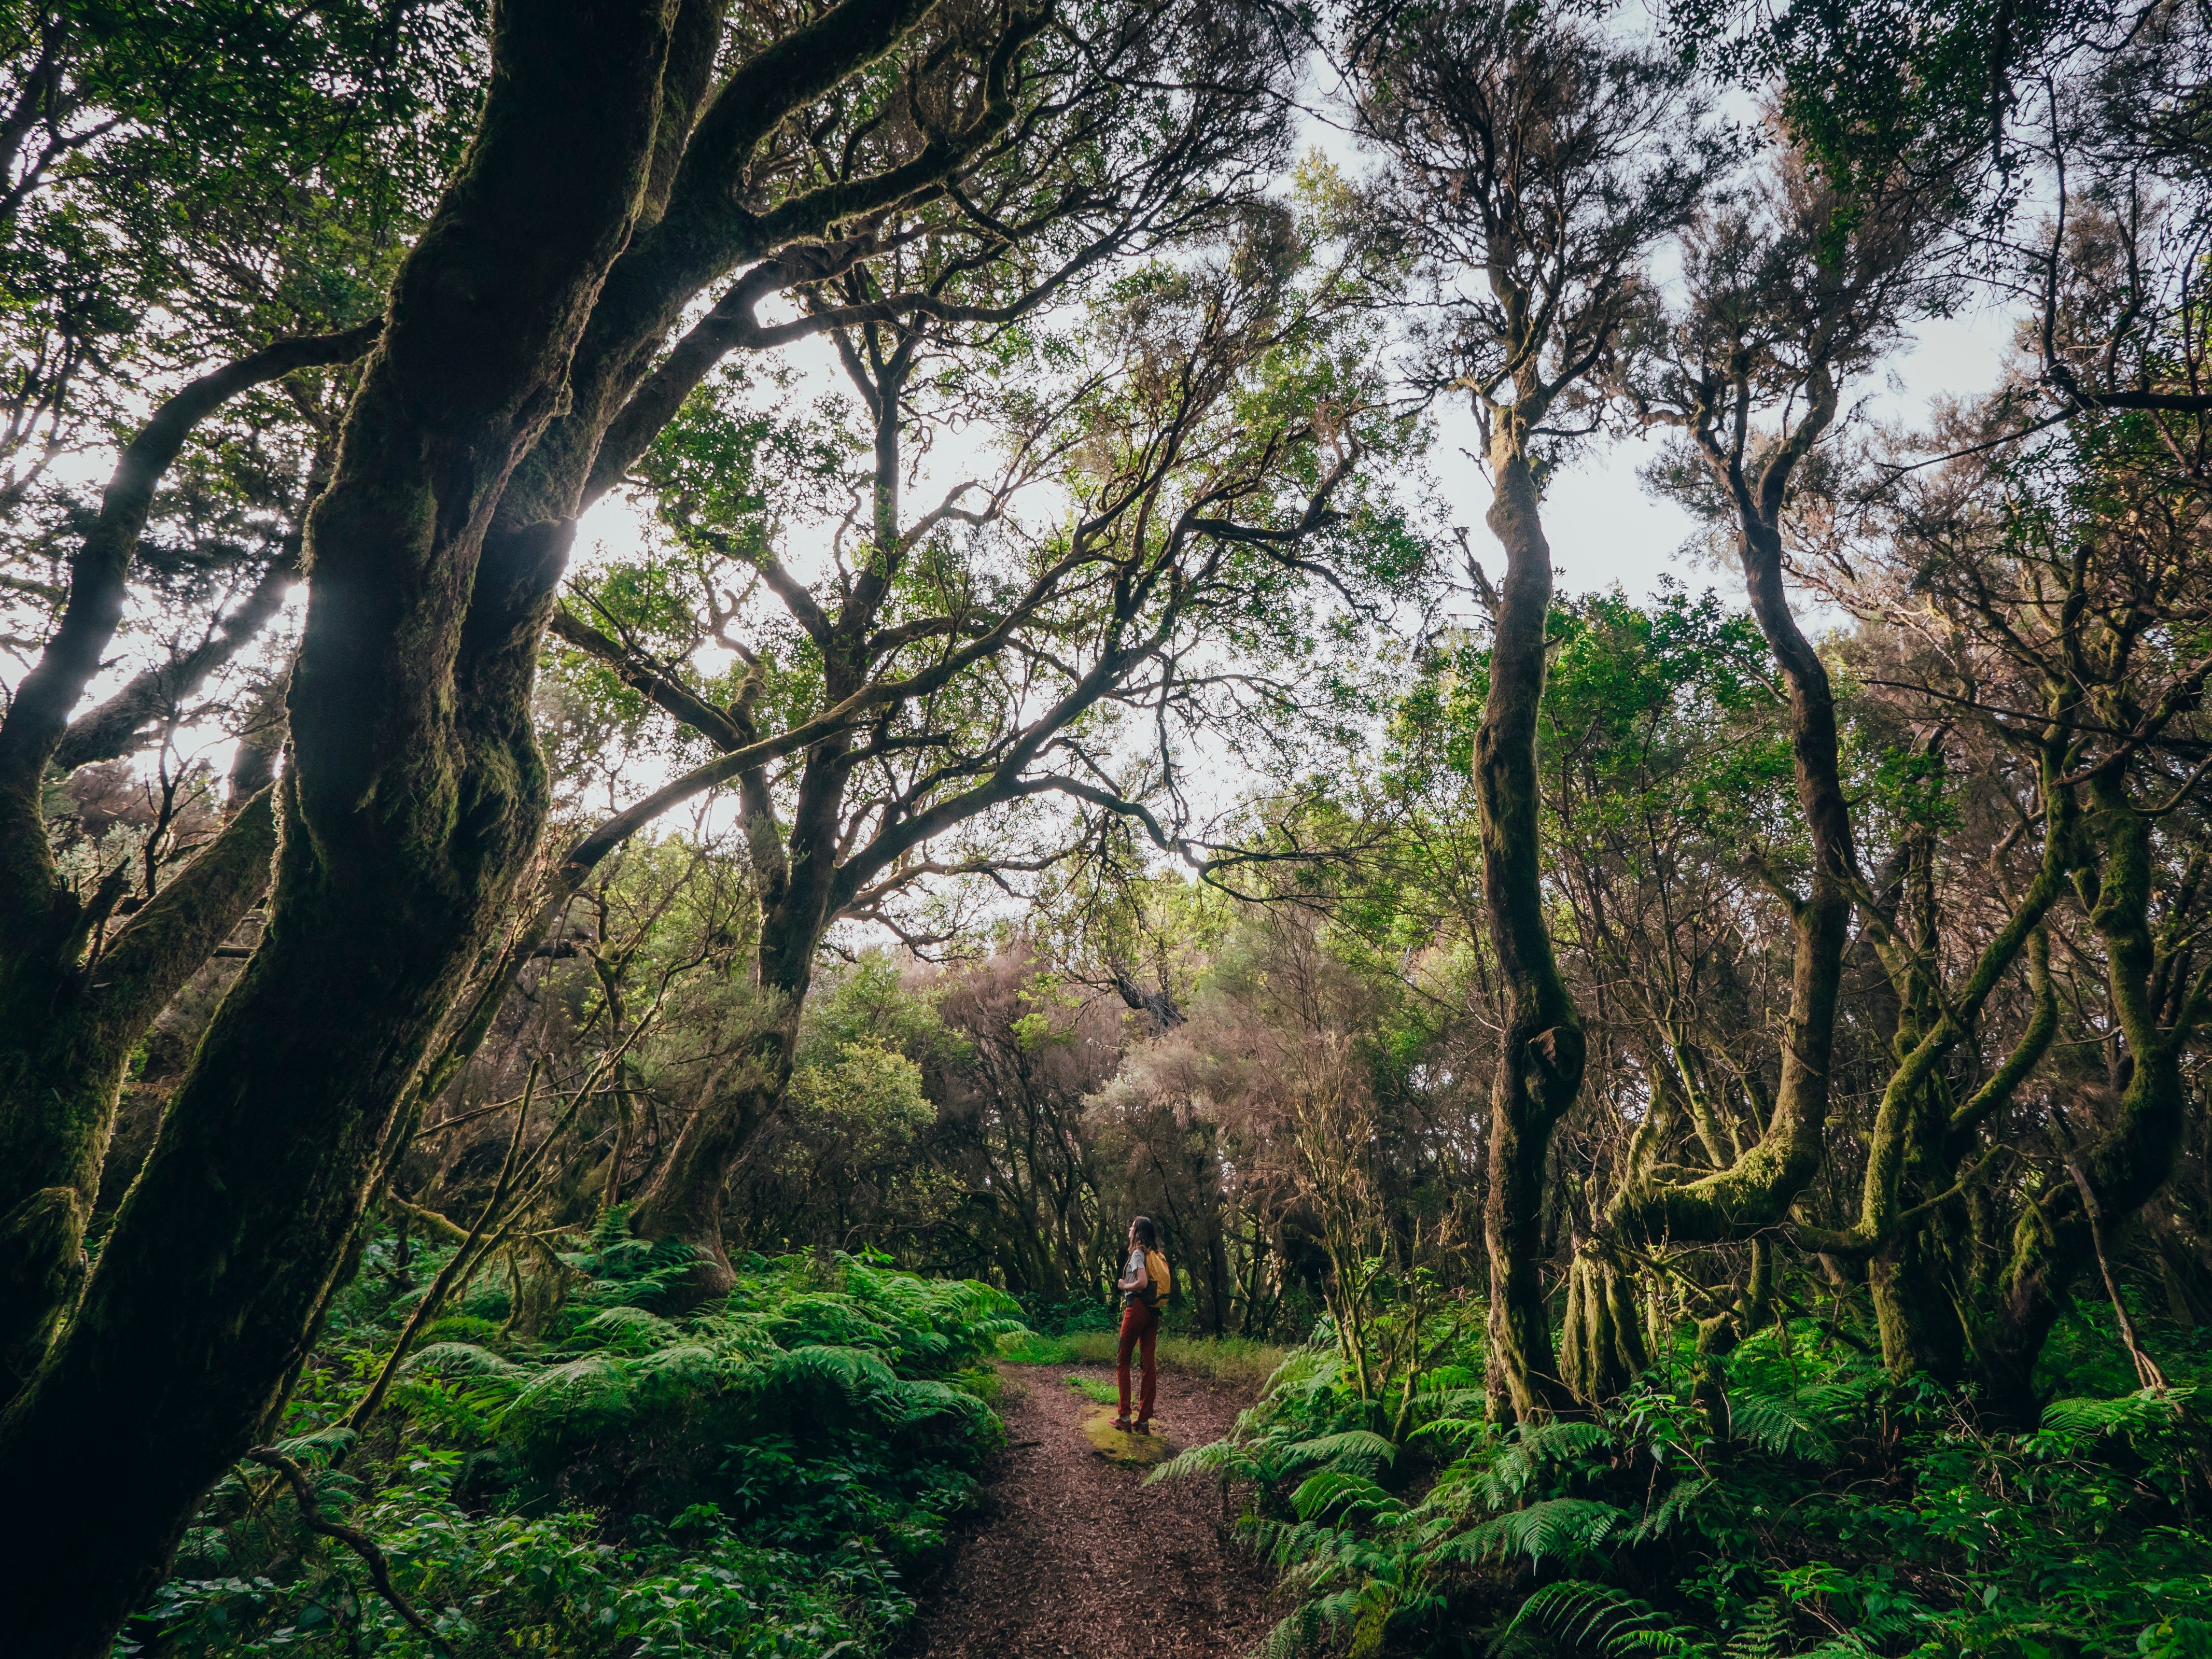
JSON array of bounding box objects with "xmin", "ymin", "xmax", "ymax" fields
[{"xmin": 901, "ymin": 1361, "xmax": 1275, "ymax": 1658}]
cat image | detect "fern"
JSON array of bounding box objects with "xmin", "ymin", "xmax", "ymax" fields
[
  {"xmin": 1516, "ymin": 1579, "xmax": 1718, "ymax": 1659},
  {"xmin": 1290, "ymin": 1470, "xmax": 1406, "ymax": 1525},
  {"xmin": 1408, "ymin": 1413, "xmax": 1490, "ymax": 1446},
  {"xmin": 1518, "ymin": 1419, "xmax": 1615, "ymax": 1462},
  {"xmin": 579, "ymin": 1303, "xmax": 683, "ymax": 1353},
  {"xmin": 1149, "ymin": 1438, "xmax": 1268, "ymax": 1486},
  {"xmin": 1728, "ymin": 1390, "xmax": 1840, "ymax": 1464},
  {"xmin": 1455, "ymin": 1497, "xmax": 1628, "ymax": 1566},
  {"xmin": 1279, "ymin": 1429, "xmax": 1398, "ymax": 1476},
  {"xmin": 401, "ymin": 1341, "xmax": 525, "ymax": 1381},
  {"xmin": 1415, "ymin": 1365, "xmax": 1484, "ymax": 1394},
  {"xmin": 561, "ymin": 1218, "xmax": 697, "ymax": 1311},
  {"xmin": 2040, "ymin": 1387, "xmax": 2192, "ymax": 1437},
  {"xmin": 1474, "ymin": 1417, "xmax": 1616, "ymax": 1506},
  {"xmin": 268, "ymin": 1425, "xmax": 358, "ymax": 1469},
  {"xmin": 1626, "ymin": 1474, "xmax": 1714, "ymax": 1543},
  {"xmin": 1721, "ymin": 1594, "xmax": 1793, "ymax": 1659}
]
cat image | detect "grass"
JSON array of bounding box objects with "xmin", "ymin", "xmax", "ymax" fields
[
  {"xmin": 1067, "ymin": 1374, "xmax": 1119, "ymax": 1404},
  {"xmin": 997, "ymin": 1329, "xmax": 1079, "ymax": 1365},
  {"xmin": 1081, "ymin": 1409, "xmax": 1174, "ymax": 1465},
  {"xmin": 998, "ymin": 1326, "xmax": 1290, "ymax": 1393}
]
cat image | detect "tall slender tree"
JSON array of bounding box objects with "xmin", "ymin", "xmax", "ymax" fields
[{"xmin": 1346, "ymin": 0, "xmax": 1719, "ymax": 1420}]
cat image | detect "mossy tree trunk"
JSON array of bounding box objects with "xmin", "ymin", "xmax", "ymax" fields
[
  {"xmin": 1477, "ymin": 449, "xmax": 1587, "ymax": 1424},
  {"xmin": 0, "ymin": 5, "xmax": 682, "ymax": 1648},
  {"xmin": 1583, "ymin": 383, "xmax": 1863, "ymax": 1408},
  {"xmin": 1979, "ymin": 775, "xmax": 2198, "ymax": 1419},
  {"xmin": 1337, "ymin": 4, "xmax": 1718, "ymax": 1420}
]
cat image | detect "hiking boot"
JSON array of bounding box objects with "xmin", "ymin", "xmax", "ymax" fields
[
  {"xmin": 1132, "ymin": 1419, "xmax": 1152, "ymax": 1436},
  {"xmin": 1112, "ymin": 1417, "xmax": 1132, "ymax": 1432}
]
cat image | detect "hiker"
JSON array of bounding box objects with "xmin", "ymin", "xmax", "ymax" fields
[{"xmin": 1114, "ymin": 1216, "xmax": 1171, "ymax": 1432}]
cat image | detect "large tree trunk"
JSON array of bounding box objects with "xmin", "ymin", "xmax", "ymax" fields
[
  {"xmin": 1478, "ymin": 451, "xmax": 1586, "ymax": 1424},
  {"xmin": 0, "ymin": 7, "xmax": 678, "ymax": 1649}
]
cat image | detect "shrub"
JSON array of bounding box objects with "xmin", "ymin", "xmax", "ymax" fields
[
  {"xmin": 1155, "ymin": 1319, "xmax": 2212, "ymax": 1658},
  {"xmin": 130, "ymin": 1224, "xmax": 1025, "ymax": 1658}
]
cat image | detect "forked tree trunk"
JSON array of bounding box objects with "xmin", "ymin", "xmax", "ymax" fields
[
  {"xmin": 0, "ymin": 7, "xmax": 679, "ymax": 1649},
  {"xmin": 1478, "ymin": 451, "xmax": 1586, "ymax": 1424}
]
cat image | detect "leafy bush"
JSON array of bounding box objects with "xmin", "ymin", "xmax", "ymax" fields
[
  {"xmin": 1157, "ymin": 1321, "xmax": 2212, "ymax": 1658},
  {"xmin": 128, "ymin": 1221, "xmax": 1025, "ymax": 1658}
]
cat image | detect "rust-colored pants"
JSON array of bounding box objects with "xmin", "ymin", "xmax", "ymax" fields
[{"xmin": 1117, "ymin": 1301, "xmax": 1159, "ymax": 1422}]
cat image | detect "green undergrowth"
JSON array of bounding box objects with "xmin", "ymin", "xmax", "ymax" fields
[
  {"xmin": 1000, "ymin": 1323, "xmax": 1289, "ymax": 1390},
  {"xmin": 1068, "ymin": 1373, "xmax": 1120, "ymax": 1404},
  {"xmin": 1154, "ymin": 1314, "xmax": 2212, "ymax": 1659},
  {"xmin": 124, "ymin": 1217, "xmax": 1025, "ymax": 1657}
]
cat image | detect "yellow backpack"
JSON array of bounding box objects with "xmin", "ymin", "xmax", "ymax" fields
[{"xmin": 1141, "ymin": 1247, "xmax": 1172, "ymax": 1308}]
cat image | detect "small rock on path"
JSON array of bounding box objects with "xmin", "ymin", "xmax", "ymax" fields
[{"xmin": 900, "ymin": 1361, "xmax": 1275, "ymax": 1658}]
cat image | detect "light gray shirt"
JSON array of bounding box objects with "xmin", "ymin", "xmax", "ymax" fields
[{"xmin": 1121, "ymin": 1245, "xmax": 1149, "ymax": 1304}]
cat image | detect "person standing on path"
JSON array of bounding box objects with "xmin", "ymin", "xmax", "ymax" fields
[{"xmin": 1115, "ymin": 1216, "xmax": 1171, "ymax": 1432}]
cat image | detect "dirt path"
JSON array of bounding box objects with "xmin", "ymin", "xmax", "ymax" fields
[{"xmin": 900, "ymin": 1361, "xmax": 1276, "ymax": 1658}]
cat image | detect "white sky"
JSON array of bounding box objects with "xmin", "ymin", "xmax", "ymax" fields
[{"xmin": 1434, "ymin": 307, "xmax": 2014, "ymax": 600}]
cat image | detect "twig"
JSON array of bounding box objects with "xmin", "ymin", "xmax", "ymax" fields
[
  {"xmin": 347, "ymin": 1064, "xmax": 540, "ymax": 1430},
  {"xmin": 2065, "ymin": 1162, "xmax": 2169, "ymax": 1391},
  {"xmin": 244, "ymin": 1447, "xmax": 457, "ymax": 1657}
]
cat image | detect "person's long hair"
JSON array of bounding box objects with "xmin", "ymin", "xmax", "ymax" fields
[{"xmin": 1130, "ymin": 1216, "xmax": 1159, "ymax": 1251}]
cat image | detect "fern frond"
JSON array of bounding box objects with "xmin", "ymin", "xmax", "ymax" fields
[
  {"xmin": 1280, "ymin": 1429, "xmax": 1397, "ymax": 1476},
  {"xmin": 400, "ymin": 1342, "xmax": 526, "ymax": 1382},
  {"xmin": 1518, "ymin": 1419, "xmax": 1615, "ymax": 1463},
  {"xmin": 1626, "ymin": 1475, "xmax": 1715, "ymax": 1543},
  {"xmin": 1409, "ymin": 1414, "xmax": 1489, "ymax": 1445},
  {"xmin": 1457, "ymin": 1497, "xmax": 1627, "ymax": 1565},
  {"xmin": 1416, "ymin": 1366, "xmax": 1483, "ymax": 1394},
  {"xmin": 1727, "ymin": 1391, "xmax": 1839, "ymax": 1464},
  {"xmin": 579, "ymin": 1304, "xmax": 682, "ymax": 1353},
  {"xmin": 768, "ymin": 1342, "xmax": 901, "ymax": 1402},
  {"xmin": 1150, "ymin": 1439, "xmax": 1264, "ymax": 1485},
  {"xmin": 881, "ymin": 1376, "xmax": 993, "ymax": 1429},
  {"xmin": 498, "ymin": 1352, "xmax": 635, "ymax": 1445},
  {"xmin": 1515, "ymin": 1578, "xmax": 1717, "ymax": 1659},
  {"xmin": 1720, "ymin": 1593, "xmax": 1790, "ymax": 1659},
  {"xmin": 1290, "ymin": 1470, "xmax": 1404, "ymax": 1524},
  {"xmin": 269, "ymin": 1425, "xmax": 358, "ymax": 1468},
  {"xmin": 2040, "ymin": 1387, "xmax": 2191, "ymax": 1436}
]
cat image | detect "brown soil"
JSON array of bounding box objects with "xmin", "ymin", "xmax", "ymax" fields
[{"xmin": 899, "ymin": 1361, "xmax": 1276, "ymax": 1658}]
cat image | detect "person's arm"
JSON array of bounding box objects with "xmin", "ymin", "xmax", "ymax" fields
[{"xmin": 1116, "ymin": 1249, "xmax": 1146, "ymax": 1292}]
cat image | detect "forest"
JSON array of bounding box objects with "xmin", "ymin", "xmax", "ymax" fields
[{"xmin": 1, "ymin": 0, "xmax": 2208, "ymax": 1655}]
